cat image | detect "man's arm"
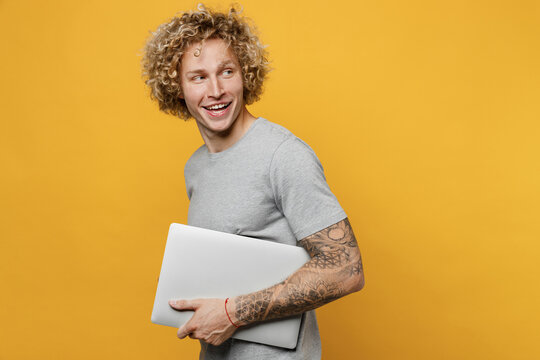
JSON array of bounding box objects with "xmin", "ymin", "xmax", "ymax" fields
[
  {"xmin": 169, "ymin": 217, "xmax": 364, "ymax": 345},
  {"xmin": 229, "ymin": 217, "xmax": 364, "ymax": 325}
]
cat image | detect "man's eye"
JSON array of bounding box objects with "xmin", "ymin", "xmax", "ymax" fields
[
  {"xmin": 193, "ymin": 75, "xmax": 204, "ymax": 81},
  {"xmin": 223, "ymin": 69, "xmax": 233, "ymax": 76}
]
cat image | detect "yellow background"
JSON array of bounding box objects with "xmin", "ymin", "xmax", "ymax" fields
[{"xmin": 1, "ymin": 0, "xmax": 539, "ymax": 358}]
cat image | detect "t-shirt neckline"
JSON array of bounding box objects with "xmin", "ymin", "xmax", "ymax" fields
[{"xmin": 205, "ymin": 117, "xmax": 264, "ymax": 159}]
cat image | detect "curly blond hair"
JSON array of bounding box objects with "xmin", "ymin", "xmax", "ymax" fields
[{"xmin": 140, "ymin": 4, "xmax": 270, "ymax": 120}]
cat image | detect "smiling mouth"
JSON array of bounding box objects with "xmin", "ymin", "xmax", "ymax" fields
[{"xmin": 202, "ymin": 102, "xmax": 231, "ymax": 111}]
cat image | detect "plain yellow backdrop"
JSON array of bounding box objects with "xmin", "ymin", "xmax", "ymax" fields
[{"xmin": 1, "ymin": 0, "xmax": 539, "ymax": 359}]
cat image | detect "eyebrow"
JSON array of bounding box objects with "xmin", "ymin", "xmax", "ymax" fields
[{"xmin": 184, "ymin": 60, "xmax": 237, "ymax": 77}]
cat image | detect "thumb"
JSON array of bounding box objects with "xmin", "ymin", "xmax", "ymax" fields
[{"xmin": 169, "ymin": 299, "xmax": 199, "ymax": 310}]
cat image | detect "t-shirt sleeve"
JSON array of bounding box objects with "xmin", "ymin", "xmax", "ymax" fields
[{"xmin": 269, "ymin": 137, "xmax": 348, "ymax": 241}]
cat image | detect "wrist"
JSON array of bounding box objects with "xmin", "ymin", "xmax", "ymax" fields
[
  {"xmin": 225, "ymin": 297, "xmax": 242, "ymax": 328},
  {"xmin": 225, "ymin": 297, "xmax": 245, "ymax": 327}
]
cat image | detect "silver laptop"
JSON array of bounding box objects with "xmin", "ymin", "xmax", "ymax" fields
[{"xmin": 151, "ymin": 223, "xmax": 311, "ymax": 349}]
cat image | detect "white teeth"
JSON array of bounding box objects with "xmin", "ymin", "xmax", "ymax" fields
[{"xmin": 207, "ymin": 103, "xmax": 228, "ymax": 110}]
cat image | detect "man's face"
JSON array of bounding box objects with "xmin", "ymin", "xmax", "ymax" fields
[{"xmin": 179, "ymin": 38, "xmax": 245, "ymax": 137}]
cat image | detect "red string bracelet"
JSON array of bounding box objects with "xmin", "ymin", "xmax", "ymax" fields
[{"xmin": 225, "ymin": 298, "xmax": 239, "ymax": 328}]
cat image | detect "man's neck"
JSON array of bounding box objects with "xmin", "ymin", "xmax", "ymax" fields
[{"xmin": 198, "ymin": 107, "xmax": 257, "ymax": 153}]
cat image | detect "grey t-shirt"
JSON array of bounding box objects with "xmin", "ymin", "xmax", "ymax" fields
[{"xmin": 184, "ymin": 117, "xmax": 347, "ymax": 360}]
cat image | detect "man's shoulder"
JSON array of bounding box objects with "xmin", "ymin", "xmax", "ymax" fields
[
  {"xmin": 258, "ymin": 118, "xmax": 317, "ymax": 157},
  {"xmin": 253, "ymin": 117, "xmax": 298, "ymax": 148},
  {"xmin": 257, "ymin": 117, "xmax": 293, "ymax": 136}
]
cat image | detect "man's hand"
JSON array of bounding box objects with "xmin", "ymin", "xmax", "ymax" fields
[{"xmin": 168, "ymin": 298, "xmax": 238, "ymax": 346}]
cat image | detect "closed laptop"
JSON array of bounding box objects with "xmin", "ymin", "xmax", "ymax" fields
[{"xmin": 151, "ymin": 223, "xmax": 311, "ymax": 349}]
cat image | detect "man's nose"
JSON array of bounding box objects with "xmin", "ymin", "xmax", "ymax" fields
[{"xmin": 208, "ymin": 76, "xmax": 224, "ymax": 98}]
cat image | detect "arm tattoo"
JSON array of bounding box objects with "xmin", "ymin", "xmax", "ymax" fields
[{"xmin": 234, "ymin": 218, "xmax": 364, "ymax": 325}]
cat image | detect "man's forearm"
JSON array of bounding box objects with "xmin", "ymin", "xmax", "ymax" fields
[{"xmin": 229, "ymin": 218, "xmax": 364, "ymax": 326}]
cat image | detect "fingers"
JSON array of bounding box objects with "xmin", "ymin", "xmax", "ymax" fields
[
  {"xmin": 177, "ymin": 322, "xmax": 196, "ymax": 339},
  {"xmin": 169, "ymin": 299, "xmax": 199, "ymax": 310},
  {"xmin": 170, "ymin": 299, "xmax": 199, "ymax": 340},
  {"xmin": 177, "ymin": 324, "xmax": 230, "ymax": 346},
  {"xmin": 170, "ymin": 298, "xmax": 234, "ymax": 345}
]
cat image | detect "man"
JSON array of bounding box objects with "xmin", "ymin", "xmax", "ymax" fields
[{"xmin": 141, "ymin": 4, "xmax": 364, "ymax": 359}]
